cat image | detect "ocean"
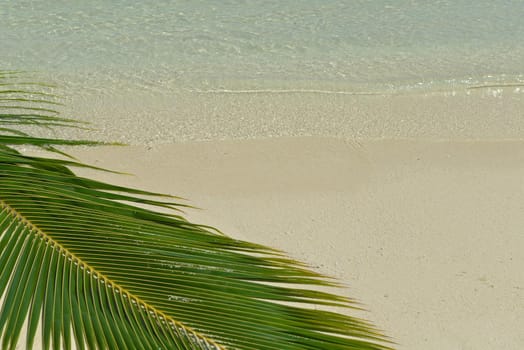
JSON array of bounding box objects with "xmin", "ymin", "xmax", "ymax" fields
[{"xmin": 2, "ymin": 1, "xmax": 524, "ymax": 142}]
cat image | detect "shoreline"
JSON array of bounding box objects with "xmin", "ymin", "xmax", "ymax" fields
[
  {"xmin": 65, "ymin": 136, "xmax": 524, "ymax": 350},
  {"xmin": 23, "ymin": 86, "xmax": 524, "ymax": 145}
]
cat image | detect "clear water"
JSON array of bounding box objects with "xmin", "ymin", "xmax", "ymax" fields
[
  {"xmin": 3, "ymin": 1, "xmax": 524, "ymax": 143},
  {"xmin": 3, "ymin": 0, "xmax": 524, "ymax": 93}
]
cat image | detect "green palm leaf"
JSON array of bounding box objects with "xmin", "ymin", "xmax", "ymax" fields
[{"xmin": 0, "ymin": 71, "xmax": 392, "ymax": 350}]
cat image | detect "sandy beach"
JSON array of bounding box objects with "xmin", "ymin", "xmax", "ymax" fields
[
  {"xmin": 4, "ymin": 2, "xmax": 524, "ymax": 348},
  {"xmin": 64, "ymin": 137, "xmax": 524, "ymax": 350}
]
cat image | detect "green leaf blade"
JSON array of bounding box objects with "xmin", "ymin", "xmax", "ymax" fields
[{"xmin": 0, "ymin": 71, "xmax": 392, "ymax": 350}]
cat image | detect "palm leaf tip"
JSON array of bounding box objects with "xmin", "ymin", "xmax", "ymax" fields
[{"xmin": 0, "ymin": 71, "xmax": 393, "ymax": 349}]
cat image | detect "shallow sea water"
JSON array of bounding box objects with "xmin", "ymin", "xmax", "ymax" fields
[{"xmin": 2, "ymin": 1, "xmax": 524, "ymax": 142}]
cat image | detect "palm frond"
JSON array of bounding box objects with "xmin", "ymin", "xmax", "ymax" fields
[{"xmin": 0, "ymin": 72, "xmax": 392, "ymax": 349}]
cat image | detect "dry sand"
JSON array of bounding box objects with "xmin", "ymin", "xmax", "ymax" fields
[{"xmin": 64, "ymin": 137, "xmax": 524, "ymax": 350}]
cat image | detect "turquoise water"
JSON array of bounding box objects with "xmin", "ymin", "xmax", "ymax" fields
[
  {"xmin": 3, "ymin": 0, "xmax": 524, "ymax": 93},
  {"xmin": 3, "ymin": 1, "xmax": 524, "ymax": 143}
]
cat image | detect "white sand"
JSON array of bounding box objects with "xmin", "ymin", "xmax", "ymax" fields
[{"xmin": 65, "ymin": 137, "xmax": 524, "ymax": 350}]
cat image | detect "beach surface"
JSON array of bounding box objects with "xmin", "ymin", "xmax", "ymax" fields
[
  {"xmin": 64, "ymin": 137, "xmax": 524, "ymax": 350},
  {"xmin": 4, "ymin": 1, "xmax": 524, "ymax": 348}
]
